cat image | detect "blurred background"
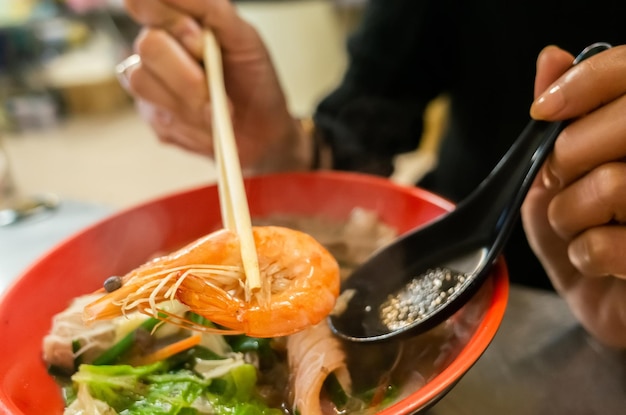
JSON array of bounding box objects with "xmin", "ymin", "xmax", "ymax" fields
[{"xmin": 0, "ymin": 0, "xmax": 366, "ymax": 209}]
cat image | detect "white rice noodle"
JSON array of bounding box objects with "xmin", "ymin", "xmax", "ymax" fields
[
  {"xmin": 287, "ymin": 321, "xmax": 351, "ymax": 415},
  {"xmin": 43, "ymin": 294, "xmax": 117, "ymax": 371}
]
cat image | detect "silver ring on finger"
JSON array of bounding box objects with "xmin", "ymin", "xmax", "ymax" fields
[{"xmin": 115, "ymin": 54, "xmax": 141, "ymax": 91}]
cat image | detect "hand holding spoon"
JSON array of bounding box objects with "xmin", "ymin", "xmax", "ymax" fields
[{"xmin": 328, "ymin": 42, "xmax": 612, "ymax": 342}]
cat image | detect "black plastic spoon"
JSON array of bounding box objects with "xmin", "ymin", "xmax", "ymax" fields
[{"xmin": 328, "ymin": 42, "xmax": 612, "ymax": 343}]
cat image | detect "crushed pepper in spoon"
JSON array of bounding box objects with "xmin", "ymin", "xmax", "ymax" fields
[{"xmin": 380, "ymin": 267, "xmax": 469, "ymax": 331}]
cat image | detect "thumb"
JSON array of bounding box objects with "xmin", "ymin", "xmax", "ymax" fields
[
  {"xmin": 532, "ymin": 45, "xmax": 574, "ymax": 99},
  {"xmin": 521, "ymin": 169, "xmax": 576, "ymax": 292}
]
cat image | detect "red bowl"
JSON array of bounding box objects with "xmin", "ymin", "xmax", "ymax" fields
[{"xmin": 0, "ymin": 171, "xmax": 508, "ymax": 414}]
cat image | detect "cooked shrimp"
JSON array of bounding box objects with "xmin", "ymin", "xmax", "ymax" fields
[{"xmin": 83, "ymin": 226, "xmax": 340, "ymax": 338}]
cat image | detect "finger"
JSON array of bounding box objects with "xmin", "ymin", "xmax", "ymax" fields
[
  {"xmin": 521, "ymin": 178, "xmax": 578, "ymax": 291},
  {"xmin": 126, "ymin": 58, "xmax": 182, "ymax": 116},
  {"xmin": 161, "ymin": 0, "xmax": 256, "ymax": 50},
  {"xmin": 136, "ymin": 98, "xmax": 173, "ymax": 130},
  {"xmin": 543, "ymin": 93, "xmax": 626, "ymax": 188},
  {"xmin": 134, "ymin": 28, "xmax": 208, "ymax": 114},
  {"xmin": 569, "ymin": 226, "xmax": 626, "ymax": 278},
  {"xmin": 124, "ymin": 0, "xmax": 204, "ymax": 57},
  {"xmin": 548, "ymin": 162, "xmax": 626, "ymax": 238},
  {"xmin": 533, "ymin": 45, "xmax": 574, "ymax": 99},
  {"xmin": 129, "ymin": 63, "xmax": 210, "ymax": 130},
  {"xmin": 138, "ymin": 100, "xmax": 214, "ymax": 156},
  {"xmin": 157, "ymin": 124, "xmax": 214, "ymax": 156},
  {"xmin": 531, "ymin": 44, "xmax": 626, "ymax": 120},
  {"xmin": 126, "ymin": 56, "xmax": 208, "ymax": 128}
]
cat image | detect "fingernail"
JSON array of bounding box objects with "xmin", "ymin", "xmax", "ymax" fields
[
  {"xmin": 531, "ymin": 85, "xmax": 565, "ymax": 119},
  {"xmin": 542, "ymin": 165, "xmax": 561, "ymax": 189},
  {"xmin": 115, "ymin": 54, "xmax": 141, "ymax": 91}
]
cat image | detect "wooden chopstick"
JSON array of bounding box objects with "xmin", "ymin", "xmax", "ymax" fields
[{"xmin": 203, "ymin": 29, "xmax": 261, "ymax": 297}]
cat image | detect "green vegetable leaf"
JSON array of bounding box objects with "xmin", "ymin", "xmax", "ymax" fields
[
  {"xmin": 227, "ymin": 336, "xmax": 271, "ymax": 354},
  {"xmin": 121, "ymin": 373, "xmax": 206, "ymax": 415},
  {"xmin": 209, "ymin": 364, "xmax": 256, "ymax": 402},
  {"xmin": 69, "ymin": 361, "xmax": 281, "ymax": 415},
  {"xmin": 71, "ymin": 363, "xmax": 165, "ymax": 411}
]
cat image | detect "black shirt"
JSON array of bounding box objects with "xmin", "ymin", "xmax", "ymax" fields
[{"xmin": 313, "ymin": 0, "xmax": 626, "ymax": 289}]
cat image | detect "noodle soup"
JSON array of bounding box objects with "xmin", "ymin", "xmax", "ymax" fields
[
  {"xmin": 0, "ymin": 172, "xmax": 507, "ymax": 415},
  {"xmin": 43, "ymin": 209, "xmax": 492, "ymax": 415}
]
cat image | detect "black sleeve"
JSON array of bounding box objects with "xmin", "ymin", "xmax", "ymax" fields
[{"xmin": 313, "ymin": 0, "xmax": 458, "ymax": 176}]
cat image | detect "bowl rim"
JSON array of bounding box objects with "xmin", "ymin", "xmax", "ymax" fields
[
  {"xmin": 1, "ymin": 171, "xmax": 459, "ymax": 301},
  {"xmin": 0, "ymin": 170, "xmax": 509, "ymax": 415}
]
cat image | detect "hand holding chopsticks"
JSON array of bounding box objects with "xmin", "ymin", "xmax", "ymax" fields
[{"xmin": 203, "ymin": 29, "xmax": 262, "ymax": 299}]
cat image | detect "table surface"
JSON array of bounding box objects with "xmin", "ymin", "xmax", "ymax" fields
[
  {"xmin": 1, "ymin": 200, "xmax": 625, "ymax": 414},
  {"xmin": 0, "ymin": 199, "xmax": 111, "ymax": 293},
  {"xmin": 427, "ymin": 285, "xmax": 626, "ymax": 414}
]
